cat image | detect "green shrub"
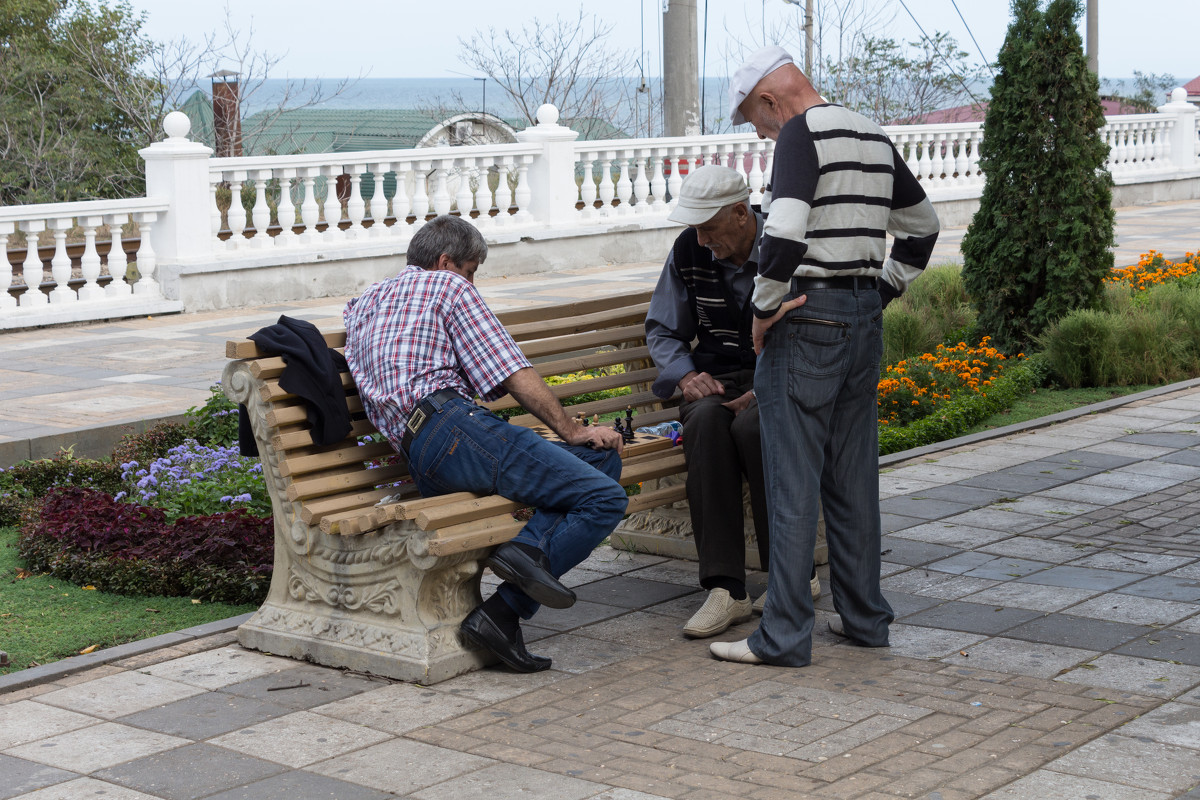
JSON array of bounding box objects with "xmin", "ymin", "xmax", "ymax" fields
[
  {"xmin": 110, "ymin": 421, "xmax": 190, "ymax": 467},
  {"xmin": 1039, "ymin": 310, "xmax": 1123, "ymax": 388},
  {"xmin": 0, "ymin": 450, "xmax": 123, "ymax": 527},
  {"xmin": 184, "ymin": 383, "xmax": 239, "ymax": 447},
  {"xmin": 882, "ymin": 264, "xmax": 976, "ymax": 368}
]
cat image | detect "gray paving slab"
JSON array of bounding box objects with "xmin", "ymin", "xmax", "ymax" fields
[
  {"xmin": 410, "ymin": 763, "xmax": 605, "ymax": 800},
  {"xmin": 1043, "ymin": 449, "xmax": 1141, "ymax": 469},
  {"xmin": 568, "ymin": 575, "xmax": 698, "ymax": 609},
  {"xmin": 202, "ymin": 770, "xmax": 394, "ymax": 800},
  {"xmin": 527, "ymin": 599, "xmax": 630, "ymax": 631},
  {"xmin": 1118, "ymin": 575, "xmax": 1200, "ymax": 602},
  {"xmin": 940, "ymin": 636, "xmax": 1096, "ymax": 679},
  {"xmin": 1017, "ymin": 565, "xmax": 1143, "ymax": 591},
  {"xmin": 117, "ymin": 691, "xmax": 296, "ymax": 740},
  {"xmin": 1116, "ymin": 630, "xmax": 1200, "ymax": 666},
  {"xmin": 220, "ymin": 664, "xmax": 379, "ymax": 709},
  {"xmin": 1003, "ymin": 614, "xmax": 1153, "ymax": 651},
  {"xmin": 1057, "ymin": 653, "xmax": 1200, "ymax": 698},
  {"xmin": 897, "ymin": 600, "xmax": 1041, "ymax": 635},
  {"xmin": 1120, "ymin": 432, "xmax": 1200, "ymax": 449},
  {"xmin": 93, "ymin": 742, "xmax": 287, "ymax": 800},
  {"xmin": 1045, "ymin": 733, "xmax": 1200, "ymax": 795},
  {"xmin": 0, "ymin": 753, "xmax": 77, "ymax": 799}
]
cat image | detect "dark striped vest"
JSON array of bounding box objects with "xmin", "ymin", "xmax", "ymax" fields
[{"xmin": 671, "ymin": 228, "xmax": 757, "ymax": 377}]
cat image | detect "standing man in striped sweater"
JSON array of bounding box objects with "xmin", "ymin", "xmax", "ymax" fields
[{"xmin": 709, "ymin": 47, "xmax": 940, "ymax": 667}]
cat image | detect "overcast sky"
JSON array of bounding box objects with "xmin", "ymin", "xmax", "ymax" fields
[{"xmin": 125, "ymin": 0, "xmax": 1197, "ymax": 85}]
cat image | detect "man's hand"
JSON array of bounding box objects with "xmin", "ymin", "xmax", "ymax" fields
[
  {"xmin": 679, "ymin": 371, "xmax": 725, "ymax": 402},
  {"xmin": 751, "ymin": 295, "xmax": 809, "ymax": 355},
  {"xmin": 562, "ymin": 422, "xmax": 624, "ymax": 453},
  {"xmin": 721, "ymin": 391, "xmax": 757, "ymax": 416}
]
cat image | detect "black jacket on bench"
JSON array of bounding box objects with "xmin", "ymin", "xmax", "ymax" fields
[{"xmin": 239, "ymin": 315, "xmax": 352, "ymax": 457}]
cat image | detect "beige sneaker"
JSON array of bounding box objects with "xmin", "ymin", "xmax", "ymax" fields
[
  {"xmin": 752, "ymin": 576, "xmax": 821, "ymax": 615},
  {"xmin": 684, "ymin": 588, "xmax": 752, "ymax": 639}
]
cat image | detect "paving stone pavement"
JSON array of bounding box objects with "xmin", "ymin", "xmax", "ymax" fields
[
  {"xmin": 3, "ymin": 382, "xmax": 1200, "ymax": 798},
  {"xmin": 2, "ymin": 199, "xmax": 1200, "ymax": 797}
]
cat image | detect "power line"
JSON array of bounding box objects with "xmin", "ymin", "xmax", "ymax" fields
[
  {"xmin": 895, "ymin": 0, "xmax": 985, "ymax": 106},
  {"xmin": 949, "ymin": 0, "xmax": 997, "ymax": 80},
  {"xmin": 701, "ymin": 0, "xmax": 709, "ymax": 134}
]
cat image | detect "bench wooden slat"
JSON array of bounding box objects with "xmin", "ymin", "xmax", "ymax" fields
[
  {"xmin": 624, "ymin": 483, "xmax": 688, "ymax": 515},
  {"xmin": 415, "ymin": 495, "xmax": 524, "ymax": 531},
  {"xmin": 299, "ymin": 485, "xmax": 420, "ymax": 525},
  {"xmin": 424, "ymin": 517, "xmax": 528, "ymax": 557},
  {"xmin": 484, "ymin": 367, "xmax": 659, "ymax": 412},
  {"xmin": 505, "ymin": 388, "xmax": 665, "ymax": 428},
  {"xmin": 226, "ymin": 330, "xmax": 346, "ymax": 359},
  {"xmin": 273, "ymin": 419, "xmax": 377, "ymax": 451},
  {"xmin": 262, "ymin": 371, "xmax": 356, "ymax": 403},
  {"xmin": 493, "ymin": 290, "xmax": 653, "ymax": 327},
  {"xmin": 518, "ymin": 324, "xmax": 647, "ymax": 360},
  {"xmin": 619, "ymin": 450, "xmax": 687, "ymax": 484},
  {"xmin": 530, "ymin": 345, "xmax": 651, "ymax": 377},
  {"xmin": 286, "ymin": 463, "xmax": 411, "ymax": 502},
  {"xmin": 278, "ymin": 441, "xmax": 399, "ymax": 478},
  {"xmin": 505, "ymin": 302, "xmax": 650, "ymax": 342},
  {"xmin": 266, "ymin": 395, "xmax": 364, "ymax": 428}
]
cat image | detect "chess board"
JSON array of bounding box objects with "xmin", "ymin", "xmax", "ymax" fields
[{"xmin": 529, "ymin": 425, "xmax": 676, "ymax": 457}]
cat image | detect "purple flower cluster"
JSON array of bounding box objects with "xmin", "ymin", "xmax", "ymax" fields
[{"xmin": 119, "ymin": 439, "xmax": 267, "ymax": 518}]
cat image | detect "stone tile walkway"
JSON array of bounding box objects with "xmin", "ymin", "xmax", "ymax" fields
[{"xmin": 3, "ymin": 383, "xmax": 1200, "ymax": 799}]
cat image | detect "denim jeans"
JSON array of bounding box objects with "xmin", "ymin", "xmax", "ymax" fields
[
  {"xmin": 748, "ymin": 285, "xmax": 894, "ymax": 666},
  {"xmin": 405, "ymin": 396, "xmax": 627, "ymax": 620}
]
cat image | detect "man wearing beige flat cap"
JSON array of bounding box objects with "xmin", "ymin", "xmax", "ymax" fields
[
  {"xmin": 645, "ymin": 165, "xmax": 821, "ymax": 640},
  {"xmin": 709, "ymin": 47, "xmax": 940, "ymax": 667}
]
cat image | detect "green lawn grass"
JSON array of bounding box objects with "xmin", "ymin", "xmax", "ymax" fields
[
  {"xmin": 0, "ymin": 525, "xmax": 256, "ymax": 675},
  {"xmin": 960, "ymin": 384, "xmax": 1155, "ymax": 436}
]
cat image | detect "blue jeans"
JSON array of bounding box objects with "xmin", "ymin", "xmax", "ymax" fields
[
  {"xmin": 405, "ymin": 397, "xmax": 626, "ymax": 620},
  {"xmin": 748, "ymin": 285, "xmax": 894, "ymax": 666}
]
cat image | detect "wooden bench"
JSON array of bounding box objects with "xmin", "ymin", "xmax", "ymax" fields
[{"xmin": 223, "ymin": 288, "xmax": 695, "ymax": 683}]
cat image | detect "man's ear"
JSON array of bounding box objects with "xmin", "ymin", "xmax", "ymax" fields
[{"xmin": 433, "ymin": 253, "xmax": 455, "ymax": 271}]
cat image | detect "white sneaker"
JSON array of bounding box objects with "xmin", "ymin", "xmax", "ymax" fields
[
  {"xmin": 709, "ymin": 639, "xmax": 764, "ymax": 664},
  {"xmin": 751, "ymin": 576, "xmax": 821, "ymax": 615},
  {"xmin": 683, "ymin": 588, "xmax": 752, "ymax": 639}
]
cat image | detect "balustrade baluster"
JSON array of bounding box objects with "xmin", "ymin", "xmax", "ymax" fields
[
  {"xmin": 1133, "ymin": 125, "xmax": 1148, "ymax": 167},
  {"xmin": 454, "ymin": 159, "xmax": 475, "ymax": 220},
  {"xmin": 900, "ymin": 134, "xmax": 920, "ymax": 181},
  {"xmin": 493, "ymin": 159, "xmax": 513, "ymax": 227},
  {"xmin": 579, "ymin": 154, "xmax": 599, "ymax": 220},
  {"xmin": 368, "ymin": 163, "xmax": 388, "ymax": 235},
  {"xmin": 345, "ymin": 167, "xmax": 367, "ymax": 236},
  {"xmin": 967, "ymin": 130, "xmax": 983, "ymax": 183},
  {"xmin": 411, "ymin": 161, "xmax": 432, "ymax": 225},
  {"xmin": 513, "ymin": 156, "xmax": 533, "ymax": 222},
  {"xmin": 916, "ymin": 135, "xmax": 934, "ymax": 183},
  {"xmin": 940, "ymin": 135, "xmax": 956, "ymax": 185},
  {"xmin": 104, "ymin": 213, "xmax": 131, "ymax": 298},
  {"xmin": 615, "ymin": 155, "xmax": 633, "ymax": 214},
  {"xmin": 471, "ymin": 160, "xmax": 495, "ymax": 231},
  {"xmin": 298, "ymin": 170, "xmax": 321, "ymax": 243},
  {"xmin": 666, "ymin": 154, "xmax": 683, "ymax": 208},
  {"xmin": 597, "ymin": 154, "xmax": 615, "ymax": 216},
  {"xmin": 19, "ymin": 220, "xmax": 47, "ymax": 307},
  {"xmin": 78, "ymin": 215, "xmax": 105, "ymax": 301},
  {"xmin": 632, "ymin": 150, "xmax": 651, "ymax": 212},
  {"xmin": 951, "ymin": 132, "xmax": 969, "ymax": 185},
  {"xmin": 393, "ymin": 165, "xmax": 413, "ymax": 232},
  {"xmin": 322, "ymin": 168, "xmax": 345, "ymax": 239},
  {"xmin": 250, "ymin": 171, "xmax": 272, "ymax": 247},
  {"xmin": 1110, "ymin": 124, "xmax": 1128, "ymax": 171},
  {"xmin": 431, "ymin": 163, "xmax": 452, "ymax": 216},
  {"xmin": 131, "ymin": 212, "xmax": 160, "ymax": 296},
  {"xmin": 0, "ymin": 223, "xmax": 14, "ymax": 310},
  {"xmin": 649, "ymin": 148, "xmax": 668, "ymax": 210},
  {"xmin": 48, "ymin": 218, "xmax": 74, "ymax": 303},
  {"xmin": 747, "ymin": 143, "xmax": 765, "ymax": 203},
  {"xmin": 227, "ymin": 173, "xmax": 247, "ymax": 247},
  {"xmin": 273, "ymin": 169, "xmax": 298, "ymax": 245}
]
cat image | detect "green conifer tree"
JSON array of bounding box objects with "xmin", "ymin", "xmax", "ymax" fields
[{"xmin": 960, "ymin": 0, "xmax": 1114, "ymax": 354}]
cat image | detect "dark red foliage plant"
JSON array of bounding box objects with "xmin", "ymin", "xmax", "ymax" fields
[{"xmin": 19, "ymin": 487, "xmax": 273, "ymax": 604}]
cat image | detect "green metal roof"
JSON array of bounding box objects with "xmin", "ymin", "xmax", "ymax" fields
[{"xmin": 176, "ymin": 90, "xmax": 627, "ymax": 155}]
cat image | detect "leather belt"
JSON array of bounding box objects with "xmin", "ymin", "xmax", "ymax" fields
[
  {"xmin": 400, "ymin": 388, "xmax": 464, "ymax": 453},
  {"xmin": 791, "ymin": 275, "xmax": 877, "ymax": 292}
]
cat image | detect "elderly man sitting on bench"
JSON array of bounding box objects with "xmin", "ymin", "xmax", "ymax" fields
[{"xmin": 343, "ymin": 215, "xmax": 627, "ymax": 673}]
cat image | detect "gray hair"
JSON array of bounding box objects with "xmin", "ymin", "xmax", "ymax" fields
[{"xmin": 407, "ymin": 215, "xmax": 488, "ymax": 268}]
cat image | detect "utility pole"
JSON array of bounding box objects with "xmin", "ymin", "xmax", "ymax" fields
[
  {"xmin": 805, "ymin": 0, "xmax": 814, "ymax": 74},
  {"xmin": 662, "ymin": 0, "xmax": 700, "ymax": 136},
  {"xmin": 1086, "ymin": 0, "xmax": 1098, "ymax": 74}
]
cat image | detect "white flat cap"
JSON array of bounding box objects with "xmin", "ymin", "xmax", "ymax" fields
[
  {"xmin": 667, "ymin": 165, "xmax": 750, "ymax": 226},
  {"xmin": 728, "ymin": 46, "xmax": 794, "ymax": 126}
]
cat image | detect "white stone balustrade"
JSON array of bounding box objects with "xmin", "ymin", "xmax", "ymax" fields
[{"xmin": 2, "ymin": 96, "xmax": 1199, "ymax": 331}]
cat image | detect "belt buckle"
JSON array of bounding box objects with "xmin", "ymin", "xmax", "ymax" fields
[{"xmin": 406, "ymin": 406, "xmax": 427, "ymax": 435}]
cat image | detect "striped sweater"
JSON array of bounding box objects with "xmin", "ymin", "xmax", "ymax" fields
[{"xmin": 753, "ymin": 104, "xmax": 940, "ymax": 317}]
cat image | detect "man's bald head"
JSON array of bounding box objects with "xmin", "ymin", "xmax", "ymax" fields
[{"xmin": 730, "ymin": 47, "xmax": 823, "ymax": 141}]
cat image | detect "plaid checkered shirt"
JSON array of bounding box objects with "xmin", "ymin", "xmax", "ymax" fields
[{"xmin": 343, "ymin": 265, "xmax": 531, "ymax": 444}]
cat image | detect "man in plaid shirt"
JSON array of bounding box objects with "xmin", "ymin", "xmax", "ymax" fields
[{"xmin": 344, "ymin": 215, "xmax": 626, "ymax": 673}]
